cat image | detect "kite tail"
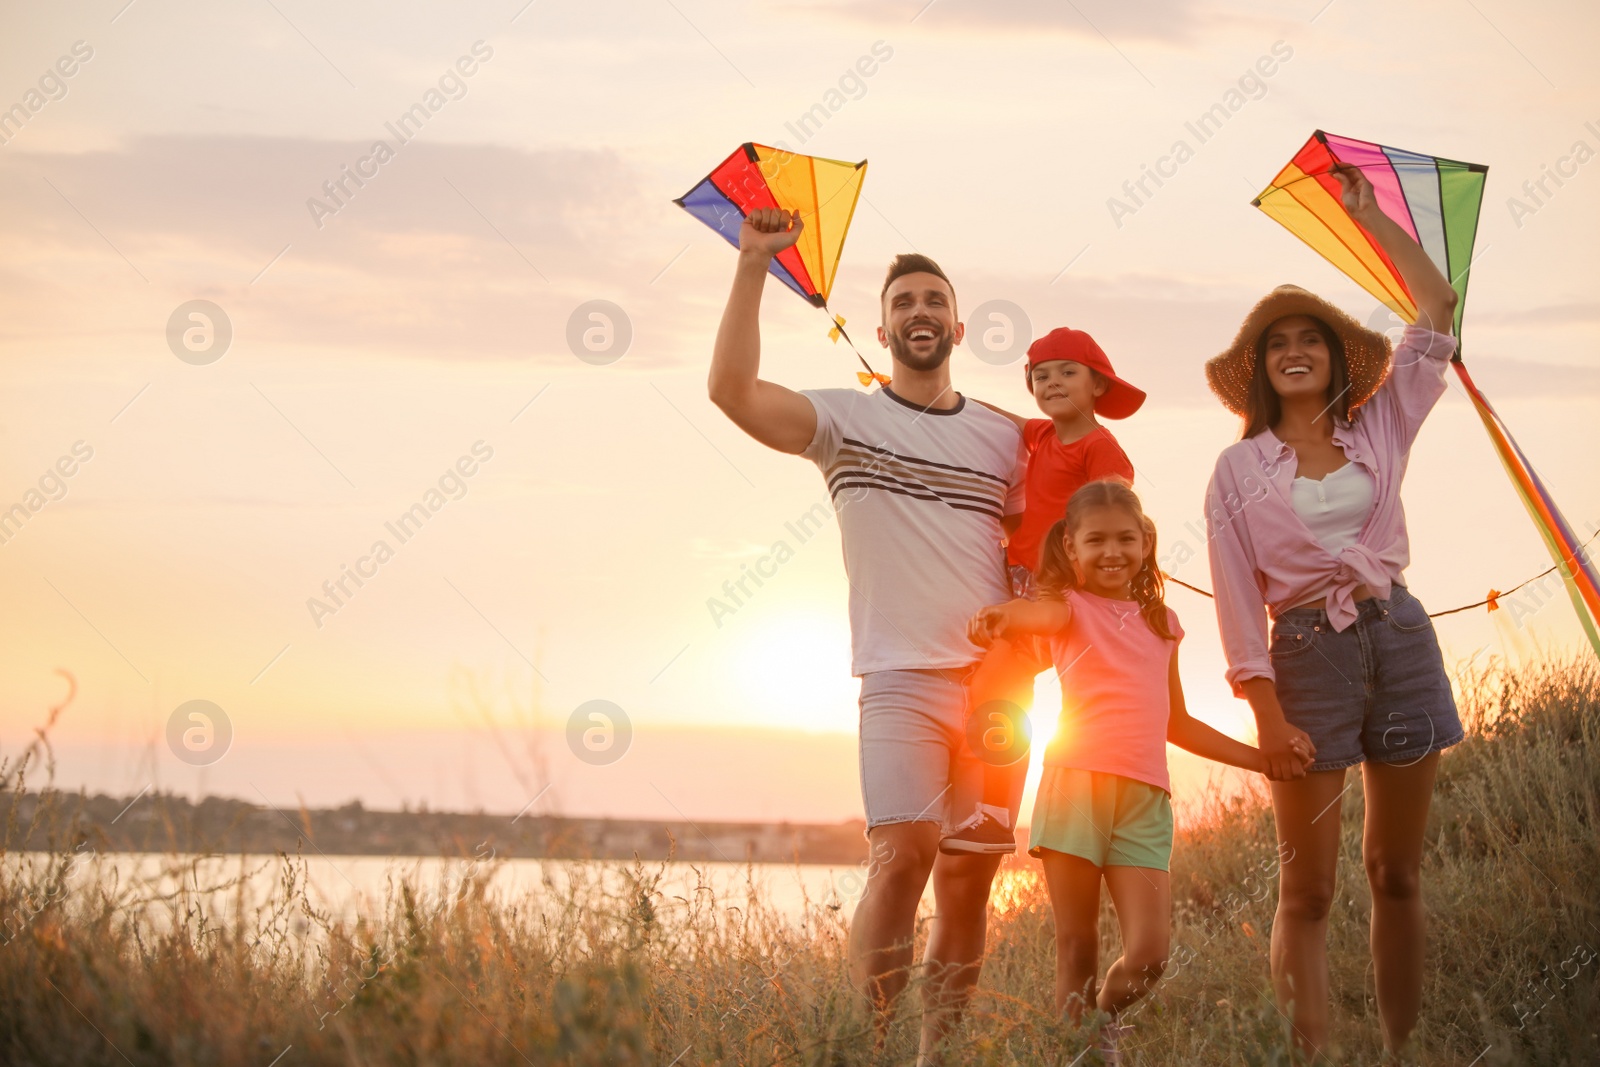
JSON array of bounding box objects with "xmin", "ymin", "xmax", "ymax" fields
[
  {"xmin": 822, "ymin": 304, "xmax": 890, "ymax": 387},
  {"xmin": 1452, "ymin": 360, "xmax": 1600, "ymax": 658}
]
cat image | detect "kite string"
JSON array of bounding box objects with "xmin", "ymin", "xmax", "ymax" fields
[
  {"xmin": 1162, "ymin": 529, "xmax": 1600, "ymax": 620},
  {"xmin": 822, "ymin": 304, "xmax": 888, "ymax": 384}
]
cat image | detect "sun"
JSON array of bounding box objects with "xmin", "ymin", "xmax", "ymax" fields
[
  {"xmin": 724, "ymin": 619, "xmax": 1078, "ymax": 748},
  {"xmin": 725, "ymin": 610, "xmax": 859, "ymax": 733},
  {"xmin": 1027, "ymin": 671, "xmax": 1063, "ymax": 752}
]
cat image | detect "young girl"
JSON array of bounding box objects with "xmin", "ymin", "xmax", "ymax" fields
[
  {"xmin": 968, "ymin": 480, "xmax": 1307, "ymax": 1060},
  {"xmin": 945, "ymin": 327, "xmax": 1144, "ymax": 856}
]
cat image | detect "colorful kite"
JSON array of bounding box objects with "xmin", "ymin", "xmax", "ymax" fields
[
  {"xmin": 675, "ymin": 143, "xmax": 887, "ymax": 385},
  {"xmin": 1254, "ymin": 130, "xmax": 1600, "ymax": 656}
]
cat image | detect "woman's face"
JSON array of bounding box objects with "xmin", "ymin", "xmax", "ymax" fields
[
  {"xmin": 1261, "ymin": 315, "xmax": 1333, "ymax": 403},
  {"xmin": 1064, "ymin": 505, "xmax": 1148, "ymax": 598}
]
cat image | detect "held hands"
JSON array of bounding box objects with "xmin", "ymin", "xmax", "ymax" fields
[
  {"xmin": 967, "ymin": 603, "xmax": 1012, "ymax": 649},
  {"xmin": 1257, "ymin": 717, "xmax": 1317, "ymax": 781},
  {"xmin": 739, "ymin": 207, "xmax": 804, "ymax": 260}
]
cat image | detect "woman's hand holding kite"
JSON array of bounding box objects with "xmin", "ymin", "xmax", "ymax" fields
[{"xmin": 1332, "ymin": 162, "xmax": 1458, "ymax": 337}]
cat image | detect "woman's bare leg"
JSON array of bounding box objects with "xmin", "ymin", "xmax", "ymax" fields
[
  {"xmin": 1362, "ymin": 752, "xmax": 1440, "ymax": 1054},
  {"xmin": 1269, "ymin": 769, "xmax": 1349, "ymax": 1055}
]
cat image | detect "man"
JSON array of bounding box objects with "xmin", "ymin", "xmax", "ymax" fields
[{"xmin": 707, "ymin": 206, "xmax": 1026, "ymax": 1061}]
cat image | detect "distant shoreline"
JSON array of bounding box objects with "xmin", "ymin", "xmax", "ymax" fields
[{"xmin": 0, "ymin": 790, "xmax": 884, "ymax": 865}]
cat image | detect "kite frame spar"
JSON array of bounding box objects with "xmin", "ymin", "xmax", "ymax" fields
[
  {"xmin": 674, "ymin": 143, "xmax": 888, "ymax": 385},
  {"xmin": 1252, "ymin": 129, "xmax": 1487, "ymax": 343},
  {"xmin": 1253, "ymin": 129, "xmax": 1600, "ymax": 656}
]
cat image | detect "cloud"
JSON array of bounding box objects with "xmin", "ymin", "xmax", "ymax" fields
[
  {"xmin": 783, "ymin": 0, "xmax": 1260, "ymax": 45},
  {"xmin": 3, "ymin": 134, "xmax": 629, "ymax": 253},
  {"xmin": 686, "ymin": 536, "xmax": 785, "ymax": 560},
  {"xmin": 0, "ymin": 135, "xmax": 719, "ymax": 364},
  {"xmin": 1473, "ymin": 302, "xmax": 1600, "ymax": 328},
  {"xmin": 937, "ymin": 267, "xmax": 1264, "ymax": 409},
  {"xmin": 1449, "ymin": 355, "xmax": 1600, "ymax": 399}
]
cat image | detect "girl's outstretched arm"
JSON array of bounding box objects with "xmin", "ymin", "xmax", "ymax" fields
[
  {"xmin": 1165, "ymin": 649, "xmax": 1276, "ymax": 774},
  {"xmin": 968, "ymin": 598, "xmax": 1072, "ymax": 647}
]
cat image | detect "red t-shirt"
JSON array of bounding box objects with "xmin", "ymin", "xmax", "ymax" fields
[{"xmin": 1006, "ymin": 421, "xmax": 1135, "ymax": 571}]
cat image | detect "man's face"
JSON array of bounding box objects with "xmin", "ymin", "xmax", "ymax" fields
[{"xmin": 878, "ymin": 272, "xmax": 963, "ymax": 372}]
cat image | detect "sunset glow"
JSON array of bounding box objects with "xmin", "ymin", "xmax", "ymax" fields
[{"xmin": 1, "ymin": 0, "xmax": 1595, "ymax": 825}]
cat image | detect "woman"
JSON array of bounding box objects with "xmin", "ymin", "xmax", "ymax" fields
[{"xmin": 1203, "ymin": 163, "xmax": 1464, "ymax": 1058}]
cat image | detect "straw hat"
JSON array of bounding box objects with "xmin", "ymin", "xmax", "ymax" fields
[{"xmin": 1205, "ymin": 285, "xmax": 1392, "ymax": 418}]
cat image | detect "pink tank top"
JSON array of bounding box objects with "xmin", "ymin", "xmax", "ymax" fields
[{"xmin": 1045, "ymin": 589, "xmax": 1184, "ymax": 793}]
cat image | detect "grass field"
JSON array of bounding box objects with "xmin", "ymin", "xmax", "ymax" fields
[{"xmin": 1, "ymin": 657, "xmax": 1595, "ymax": 1065}]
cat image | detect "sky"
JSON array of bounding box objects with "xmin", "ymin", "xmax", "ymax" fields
[{"xmin": 1, "ymin": 0, "xmax": 1597, "ymax": 829}]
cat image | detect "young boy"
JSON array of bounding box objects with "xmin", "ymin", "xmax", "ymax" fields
[{"xmin": 943, "ymin": 326, "xmax": 1146, "ymax": 854}]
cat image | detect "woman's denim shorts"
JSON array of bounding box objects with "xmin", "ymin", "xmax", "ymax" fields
[{"xmin": 1269, "ymin": 585, "xmax": 1464, "ymax": 772}]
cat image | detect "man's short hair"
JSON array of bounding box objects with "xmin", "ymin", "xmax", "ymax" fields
[{"xmin": 880, "ymin": 254, "xmax": 953, "ymax": 301}]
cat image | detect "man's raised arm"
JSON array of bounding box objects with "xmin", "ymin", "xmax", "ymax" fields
[{"xmin": 707, "ymin": 208, "xmax": 819, "ymax": 456}]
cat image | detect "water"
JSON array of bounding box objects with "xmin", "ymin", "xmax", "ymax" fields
[{"xmin": 4, "ymin": 851, "xmax": 905, "ymax": 932}]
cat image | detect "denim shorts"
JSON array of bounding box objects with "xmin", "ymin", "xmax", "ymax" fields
[
  {"xmin": 1269, "ymin": 585, "xmax": 1464, "ymax": 772},
  {"xmin": 858, "ymin": 668, "xmax": 1025, "ymax": 835}
]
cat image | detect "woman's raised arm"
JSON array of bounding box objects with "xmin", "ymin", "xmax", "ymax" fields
[{"xmin": 1333, "ymin": 162, "xmax": 1458, "ymax": 337}]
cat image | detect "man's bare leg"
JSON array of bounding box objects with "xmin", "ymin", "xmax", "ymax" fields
[
  {"xmin": 848, "ymin": 820, "xmax": 940, "ymax": 1043},
  {"xmin": 917, "ymin": 849, "xmax": 1004, "ymax": 1064}
]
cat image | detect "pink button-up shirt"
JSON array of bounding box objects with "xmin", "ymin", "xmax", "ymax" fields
[{"xmin": 1205, "ymin": 324, "xmax": 1456, "ymax": 696}]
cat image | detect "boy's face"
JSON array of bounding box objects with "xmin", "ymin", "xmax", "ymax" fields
[{"xmin": 1028, "ymin": 359, "xmax": 1106, "ymax": 421}]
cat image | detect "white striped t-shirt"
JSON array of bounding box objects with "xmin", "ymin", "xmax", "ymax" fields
[{"xmin": 801, "ymin": 386, "xmax": 1025, "ymax": 676}]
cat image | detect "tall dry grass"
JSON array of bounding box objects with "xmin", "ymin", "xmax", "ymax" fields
[{"xmin": 0, "ymin": 658, "xmax": 1595, "ymax": 1065}]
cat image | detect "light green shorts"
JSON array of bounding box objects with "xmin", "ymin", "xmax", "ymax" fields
[{"xmin": 1028, "ymin": 767, "xmax": 1173, "ymax": 871}]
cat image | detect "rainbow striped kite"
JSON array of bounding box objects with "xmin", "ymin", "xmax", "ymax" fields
[
  {"xmin": 1254, "ymin": 130, "xmax": 1600, "ymax": 656},
  {"xmin": 675, "ymin": 143, "xmax": 886, "ymax": 385}
]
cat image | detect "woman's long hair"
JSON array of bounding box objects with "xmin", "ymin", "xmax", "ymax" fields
[
  {"xmin": 1034, "ymin": 479, "xmax": 1174, "ymax": 640},
  {"xmin": 1240, "ymin": 315, "xmax": 1353, "ymax": 440}
]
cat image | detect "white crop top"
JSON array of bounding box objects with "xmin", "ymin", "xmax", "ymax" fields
[{"xmin": 1291, "ymin": 462, "xmax": 1375, "ymax": 555}]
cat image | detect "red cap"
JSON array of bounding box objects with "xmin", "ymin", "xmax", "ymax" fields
[{"xmin": 1025, "ymin": 327, "xmax": 1146, "ymax": 420}]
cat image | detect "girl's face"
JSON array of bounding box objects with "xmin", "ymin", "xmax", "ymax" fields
[
  {"xmin": 1064, "ymin": 505, "xmax": 1149, "ymax": 599},
  {"xmin": 1029, "ymin": 360, "xmax": 1106, "ymax": 421},
  {"xmin": 1261, "ymin": 314, "xmax": 1333, "ymax": 402}
]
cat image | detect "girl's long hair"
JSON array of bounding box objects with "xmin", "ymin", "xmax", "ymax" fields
[
  {"xmin": 1240, "ymin": 315, "xmax": 1353, "ymax": 440},
  {"xmin": 1034, "ymin": 479, "xmax": 1175, "ymax": 641}
]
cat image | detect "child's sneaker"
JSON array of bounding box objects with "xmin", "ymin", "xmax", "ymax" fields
[{"xmin": 938, "ymin": 812, "xmax": 1016, "ymax": 855}]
